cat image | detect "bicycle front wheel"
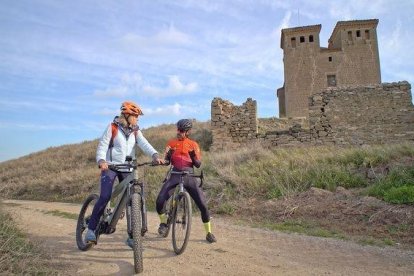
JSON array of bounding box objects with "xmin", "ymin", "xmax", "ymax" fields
[
  {"xmin": 131, "ymin": 192, "xmax": 143, "ymax": 273},
  {"xmin": 76, "ymin": 193, "xmax": 99, "ymax": 251},
  {"xmin": 172, "ymin": 192, "xmax": 192, "ymax": 255}
]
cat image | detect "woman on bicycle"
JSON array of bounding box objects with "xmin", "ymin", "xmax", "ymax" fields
[
  {"xmin": 85, "ymin": 101, "xmax": 164, "ymax": 246},
  {"xmin": 156, "ymin": 119, "xmax": 217, "ymax": 243}
]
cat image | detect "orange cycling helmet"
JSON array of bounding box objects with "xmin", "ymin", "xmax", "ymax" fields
[{"xmin": 120, "ymin": 101, "xmax": 143, "ymax": 116}]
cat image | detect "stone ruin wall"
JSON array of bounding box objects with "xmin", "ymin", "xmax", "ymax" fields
[
  {"xmin": 309, "ymin": 81, "xmax": 414, "ymax": 145},
  {"xmin": 211, "ymin": 81, "xmax": 414, "ymax": 151},
  {"xmin": 211, "ymin": 97, "xmax": 258, "ymax": 151}
]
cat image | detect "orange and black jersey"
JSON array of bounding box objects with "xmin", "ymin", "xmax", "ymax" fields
[{"xmin": 165, "ymin": 137, "xmax": 201, "ymax": 170}]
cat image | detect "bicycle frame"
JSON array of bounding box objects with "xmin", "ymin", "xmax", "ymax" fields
[
  {"xmin": 76, "ymin": 159, "xmax": 157, "ymax": 273},
  {"xmin": 102, "ymin": 173, "xmax": 135, "ymax": 234},
  {"xmin": 98, "ymin": 161, "xmax": 149, "ymax": 236}
]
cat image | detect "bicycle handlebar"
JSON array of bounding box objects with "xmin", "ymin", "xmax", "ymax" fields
[
  {"xmin": 170, "ymin": 170, "xmax": 202, "ymax": 178},
  {"xmin": 109, "ymin": 161, "xmax": 204, "ymax": 187},
  {"xmin": 108, "ymin": 161, "xmax": 169, "ymax": 171},
  {"xmin": 170, "ymin": 170, "xmax": 204, "ymax": 187}
]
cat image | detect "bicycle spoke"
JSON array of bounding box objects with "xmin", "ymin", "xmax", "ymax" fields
[
  {"xmin": 172, "ymin": 192, "xmax": 192, "ymax": 254},
  {"xmin": 174, "ymin": 201, "xmax": 187, "ymax": 245}
]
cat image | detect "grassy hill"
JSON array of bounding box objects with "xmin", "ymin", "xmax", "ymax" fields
[{"xmin": 1, "ymin": 120, "xmax": 414, "ymax": 248}]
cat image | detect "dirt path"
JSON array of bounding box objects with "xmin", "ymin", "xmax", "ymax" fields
[{"xmin": 3, "ymin": 199, "xmax": 414, "ymax": 275}]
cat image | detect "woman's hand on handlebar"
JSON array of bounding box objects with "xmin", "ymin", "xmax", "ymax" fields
[
  {"xmin": 98, "ymin": 160, "xmax": 109, "ymax": 171},
  {"xmin": 152, "ymin": 158, "xmax": 166, "ymax": 165}
]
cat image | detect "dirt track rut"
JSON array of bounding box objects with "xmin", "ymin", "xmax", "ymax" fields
[{"xmin": 3, "ymin": 199, "xmax": 414, "ymax": 275}]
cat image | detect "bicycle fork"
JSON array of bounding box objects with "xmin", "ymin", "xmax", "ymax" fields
[
  {"xmin": 126, "ymin": 181, "xmax": 148, "ymax": 238},
  {"xmin": 140, "ymin": 183, "xmax": 148, "ymax": 235}
]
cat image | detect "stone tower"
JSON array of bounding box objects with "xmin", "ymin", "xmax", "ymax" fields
[{"xmin": 277, "ymin": 19, "xmax": 381, "ymax": 118}]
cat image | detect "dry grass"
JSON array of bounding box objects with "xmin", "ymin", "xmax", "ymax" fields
[
  {"xmin": 1, "ymin": 121, "xmax": 414, "ymax": 249},
  {"xmin": 0, "ymin": 203, "xmax": 59, "ymax": 274}
]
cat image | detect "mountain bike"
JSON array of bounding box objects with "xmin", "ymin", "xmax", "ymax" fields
[
  {"xmin": 160, "ymin": 168, "xmax": 204, "ymax": 255},
  {"xmin": 75, "ymin": 156, "xmax": 158, "ymax": 274}
]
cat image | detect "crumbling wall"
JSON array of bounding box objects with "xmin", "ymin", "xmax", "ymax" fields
[
  {"xmin": 210, "ymin": 97, "xmax": 258, "ymax": 151},
  {"xmin": 211, "ymin": 81, "xmax": 414, "ymax": 150},
  {"xmin": 309, "ymin": 81, "xmax": 414, "ymax": 145}
]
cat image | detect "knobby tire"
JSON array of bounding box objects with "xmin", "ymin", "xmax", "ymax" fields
[
  {"xmin": 172, "ymin": 192, "xmax": 192, "ymax": 255},
  {"xmin": 131, "ymin": 192, "xmax": 143, "ymax": 273},
  {"xmin": 76, "ymin": 193, "xmax": 99, "ymax": 251}
]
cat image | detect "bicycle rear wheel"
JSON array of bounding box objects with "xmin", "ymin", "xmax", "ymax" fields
[
  {"xmin": 131, "ymin": 192, "xmax": 143, "ymax": 273},
  {"xmin": 172, "ymin": 192, "xmax": 192, "ymax": 255},
  {"xmin": 76, "ymin": 193, "xmax": 99, "ymax": 251}
]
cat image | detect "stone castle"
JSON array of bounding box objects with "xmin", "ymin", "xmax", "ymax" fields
[
  {"xmin": 210, "ymin": 19, "xmax": 414, "ymax": 151},
  {"xmin": 277, "ymin": 19, "xmax": 381, "ymax": 118}
]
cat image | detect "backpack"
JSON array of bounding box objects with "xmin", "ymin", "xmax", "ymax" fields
[{"xmin": 108, "ymin": 123, "xmax": 138, "ymax": 161}]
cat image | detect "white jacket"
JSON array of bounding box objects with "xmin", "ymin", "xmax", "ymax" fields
[{"xmin": 96, "ymin": 122, "xmax": 158, "ymax": 165}]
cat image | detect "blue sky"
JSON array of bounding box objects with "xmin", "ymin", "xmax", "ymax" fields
[{"xmin": 1, "ymin": 0, "xmax": 413, "ymax": 162}]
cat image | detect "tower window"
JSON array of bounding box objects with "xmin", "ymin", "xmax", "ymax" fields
[
  {"xmin": 365, "ymin": 30, "xmax": 370, "ymax": 39},
  {"xmin": 291, "ymin": 37, "xmax": 296, "ymax": 48},
  {"xmin": 309, "ymin": 35, "xmax": 314, "ymax": 42},
  {"xmin": 348, "ymin": 31, "xmax": 352, "ymax": 40},
  {"xmin": 327, "ymin": 75, "xmax": 336, "ymax": 87},
  {"xmin": 300, "ymin": 36, "xmax": 305, "ymax": 43},
  {"xmin": 329, "ymin": 56, "xmax": 332, "ymax": 62},
  {"xmin": 356, "ymin": 30, "xmax": 361, "ymax": 37}
]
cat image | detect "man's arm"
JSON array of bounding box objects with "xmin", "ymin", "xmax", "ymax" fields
[{"xmin": 189, "ymin": 142, "xmax": 201, "ymax": 168}]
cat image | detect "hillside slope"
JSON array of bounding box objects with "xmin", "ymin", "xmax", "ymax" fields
[{"xmin": 1, "ymin": 121, "xmax": 414, "ymax": 248}]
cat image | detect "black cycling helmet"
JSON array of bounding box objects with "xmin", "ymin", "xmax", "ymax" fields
[{"xmin": 177, "ymin": 119, "xmax": 192, "ymax": 131}]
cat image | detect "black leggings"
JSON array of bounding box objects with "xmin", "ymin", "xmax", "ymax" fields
[{"xmin": 156, "ymin": 174, "xmax": 210, "ymax": 223}]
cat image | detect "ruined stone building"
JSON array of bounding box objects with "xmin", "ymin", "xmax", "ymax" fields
[
  {"xmin": 210, "ymin": 18, "xmax": 413, "ymax": 151},
  {"xmin": 277, "ymin": 19, "xmax": 381, "ymax": 118}
]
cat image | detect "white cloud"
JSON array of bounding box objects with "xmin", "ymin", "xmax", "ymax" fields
[
  {"xmin": 93, "ymin": 73, "xmax": 142, "ymax": 98},
  {"xmin": 154, "ymin": 25, "xmax": 192, "ymax": 45},
  {"xmin": 94, "ymin": 107, "xmax": 119, "ymax": 116},
  {"xmin": 386, "ymin": 20, "xmax": 402, "ymax": 50},
  {"xmin": 121, "ymin": 25, "xmax": 192, "ymax": 52},
  {"xmin": 93, "ymin": 86, "xmax": 130, "ymax": 98},
  {"xmin": 143, "ymin": 76, "xmax": 198, "ymax": 97},
  {"xmin": 326, "ymin": 0, "xmax": 388, "ymax": 21},
  {"xmin": 278, "ymin": 11, "xmax": 292, "ymax": 31},
  {"xmin": 0, "ymin": 99, "xmax": 71, "ymax": 112},
  {"xmin": 0, "ymin": 121, "xmax": 79, "ymax": 131},
  {"xmin": 121, "ymin": 73, "xmax": 143, "ymax": 86},
  {"xmin": 93, "ymin": 73, "xmax": 198, "ymax": 99},
  {"xmin": 143, "ymin": 103, "xmax": 183, "ymax": 116}
]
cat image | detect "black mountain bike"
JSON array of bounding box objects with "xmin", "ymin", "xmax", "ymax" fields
[
  {"xmin": 160, "ymin": 168, "xmax": 203, "ymax": 255},
  {"xmin": 76, "ymin": 157, "xmax": 157, "ymax": 274}
]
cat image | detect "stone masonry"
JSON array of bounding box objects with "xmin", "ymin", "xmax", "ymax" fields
[
  {"xmin": 211, "ymin": 98, "xmax": 257, "ymax": 151},
  {"xmin": 278, "ymin": 19, "xmax": 381, "ymax": 118},
  {"xmin": 211, "ymin": 82, "xmax": 414, "ymax": 150},
  {"xmin": 309, "ymin": 81, "xmax": 414, "ymax": 145}
]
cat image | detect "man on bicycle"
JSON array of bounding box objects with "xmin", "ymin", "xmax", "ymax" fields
[
  {"xmin": 85, "ymin": 101, "xmax": 164, "ymax": 247},
  {"xmin": 156, "ymin": 119, "xmax": 217, "ymax": 243}
]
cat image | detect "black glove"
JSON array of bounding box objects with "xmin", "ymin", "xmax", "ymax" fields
[
  {"xmin": 189, "ymin": 150, "xmax": 201, "ymax": 168},
  {"xmin": 165, "ymin": 149, "xmax": 174, "ymax": 162}
]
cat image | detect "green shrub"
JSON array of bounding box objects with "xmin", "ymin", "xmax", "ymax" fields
[
  {"xmin": 191, "ymin": 128, "xmax": 213, "ymax": 151},
  {"xmin": 384, "ymin": 186, "xmax": 414, "ymax": 204},
  {"xmin": 266, "ymin": 187, "xmax": 282, "ymax": 199},
  {"xmin": 309, "ymin": 167, "xmax": 367, "ymax": 190},
  {"xmin": 368, "ymin": 166, "xmax": 414, "ymax": 203}
]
